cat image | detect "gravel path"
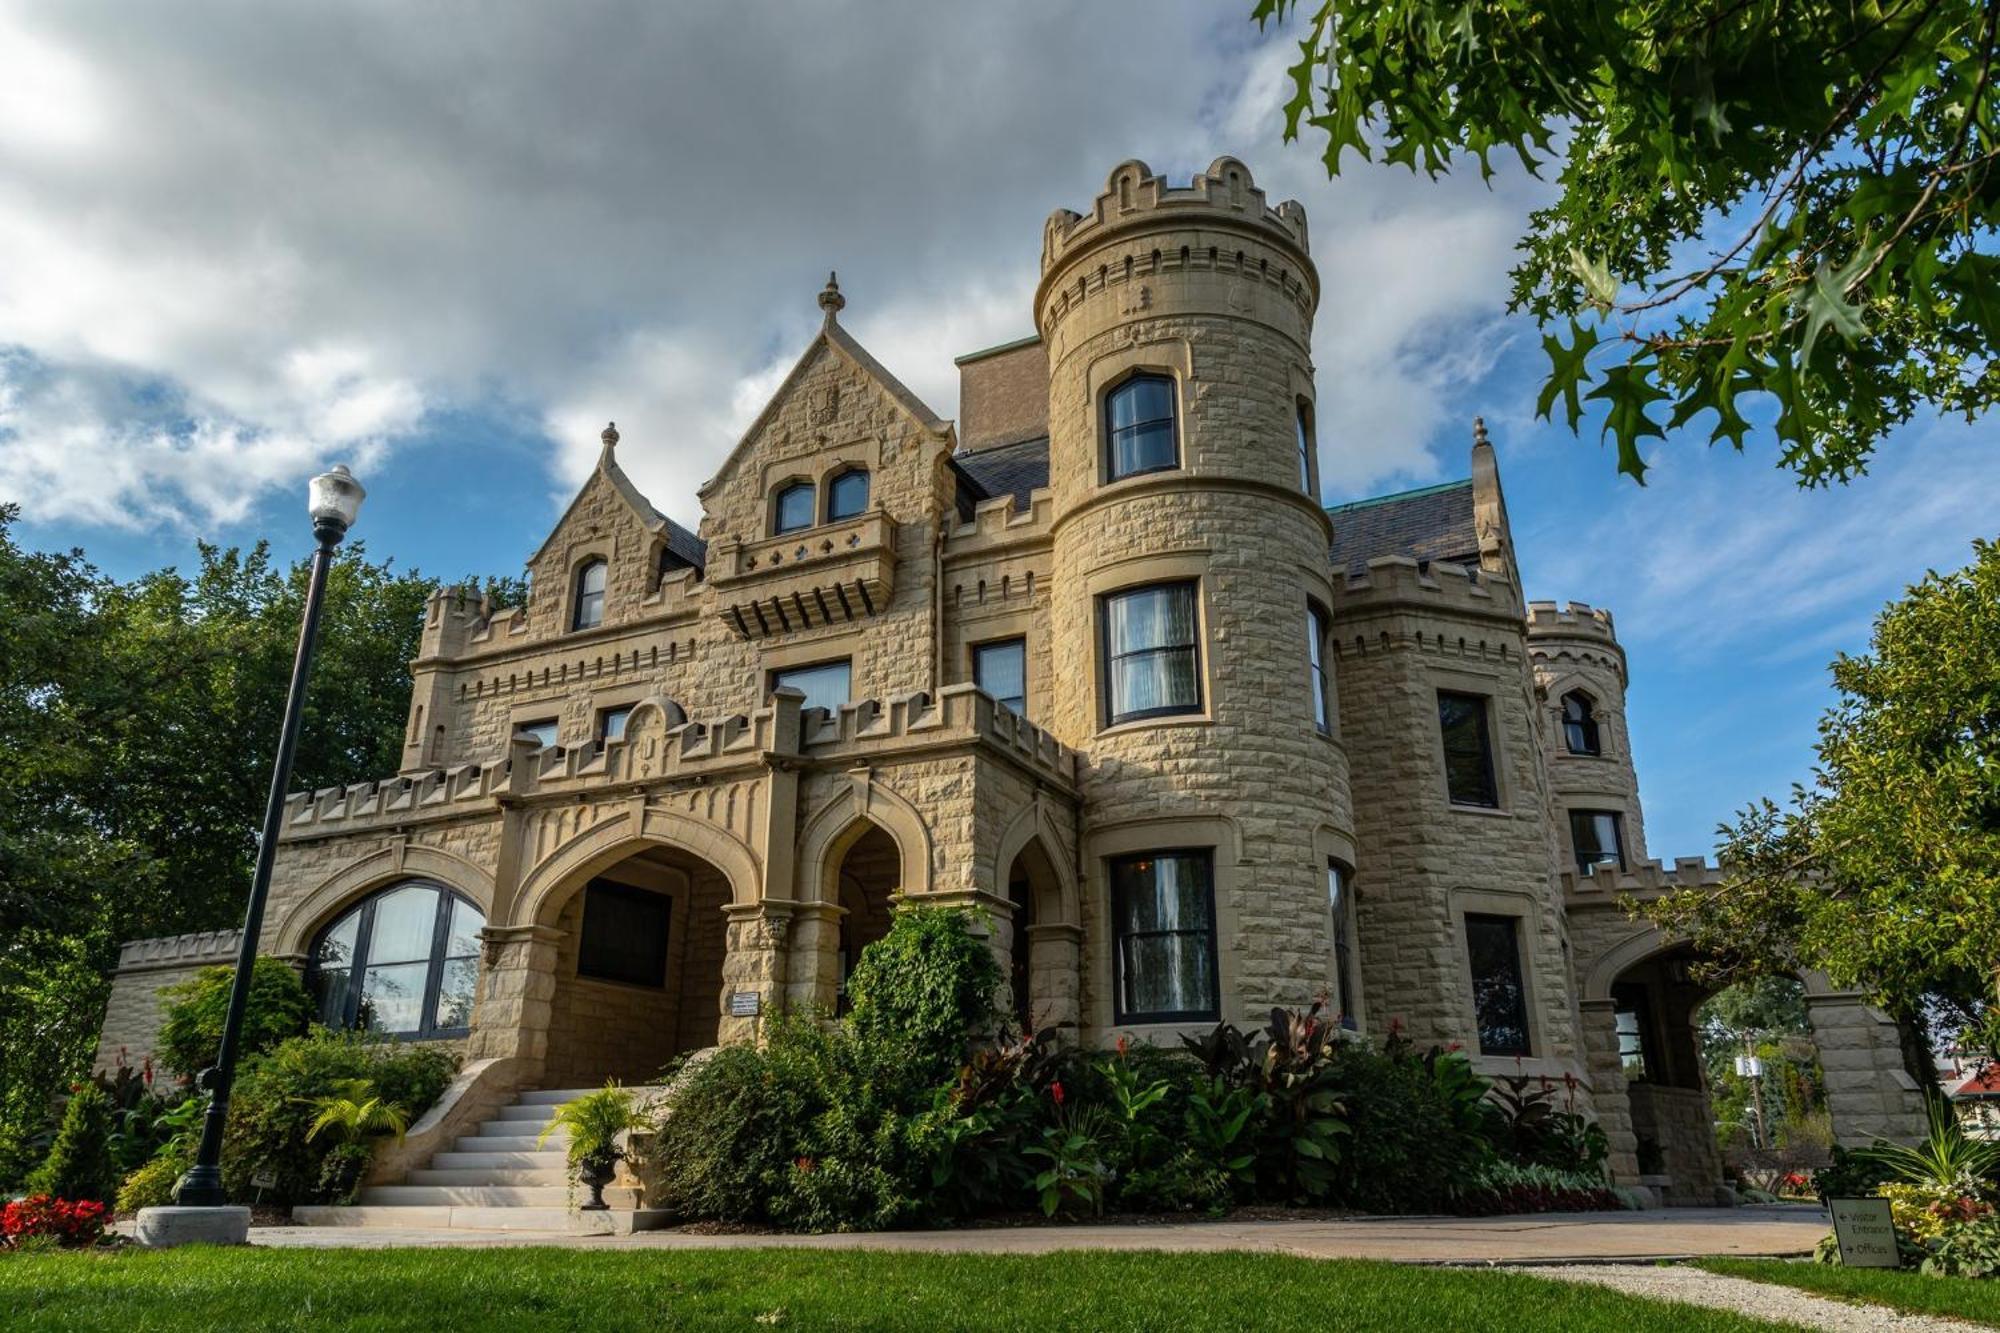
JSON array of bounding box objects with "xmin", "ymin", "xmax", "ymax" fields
[{"xmin": 1520, "ymin": 1264, "xmax": 1984, "ymax": 1332}]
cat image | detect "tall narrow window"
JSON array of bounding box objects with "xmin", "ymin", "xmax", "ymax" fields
[
  {"xmin": 1612, "ymin": 983, "xmax": 1653, "ymax": 1082},
  {"xmin": 1296, "ymin": 401, "xmax": 1315, "ymax": 494},
  {"xmin": 1104, "ymin": 374, "xmax": 1178, "ymax": 481},
  {"xmin": 1562, "ymin": 691, "xmax": 1601, "ymax": 755},
  {"xmin": 1465, "ymin": 913, "xmax": 1531, "ymax": 1056},
  {"xmin": 1328, "ymin": 861, "xmax": 1357, "ymax": 1027},
  {"xmin": 572, "ymin": 559, "xmax": 607, "ymax": 631},
  {"xmin": 515, "ymin": 718, "xmax": 559, "ymax": 750},
  {"xmin": 774, "ymin": 481, "xmax": 816, "ymax": 534},
  {"xmin": 771, "ymin": 659, "xmax": 852, "ymax": 713},
  {"xmin": 973, "ymin": 637, "xmax": 1027, "ymax": 716},
  {"xmin": 826, "ymin": 468, "xmax": 870, "ymax": 521},
  {"xmin": 1307, "ymin": 602, "xmax": 1332, "ymax": 734},
  {"xmin": 1569, "ymin": 809, "xmax": 1626, "ymax": 875},
  {"xmin": 1111, "ymin": 850, "xmax": 1218, "ymax": 1023},
  {"xmin": 307, "ymin": 882, "xmax": 485, "ymax": 1040},
  {"xmin": 1437, "ymin": 691, "xmax": 1498, "ymax": 807},
  {"xmin": 1101, "ymin": 582, "xmax": 1201, "ymax": 725}
]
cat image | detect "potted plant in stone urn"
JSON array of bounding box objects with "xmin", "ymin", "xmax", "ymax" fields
[{"xmin": 539, "ymin": 1082, "xmax": 645, "ymax": 1211}]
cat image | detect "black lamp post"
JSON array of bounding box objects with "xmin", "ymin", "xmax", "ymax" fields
[{"xmin": 175, "ymin": 465, "xmax": 365, "ymax": 1208}]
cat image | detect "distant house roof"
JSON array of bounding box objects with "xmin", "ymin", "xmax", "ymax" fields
[
  {"xmin": 1326, "ymin": 478, "xmax": 1479, "ymax": 576},
  {"xmin": 951, "ymin": 435, "xmax": 1049, "ymax": 516},
  {"xmin": 1950, "ymin": 1065, "xmax": 2000, "ymax": 1100}
]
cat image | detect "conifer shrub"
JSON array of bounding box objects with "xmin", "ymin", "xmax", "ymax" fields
[
  {"xmin": 25, "ymin": 1084, "xmax": 117, "ymax": 1206},
  {"xmin": 156, "ymin": 958, "xmax": 314, "ymax": 1080}
]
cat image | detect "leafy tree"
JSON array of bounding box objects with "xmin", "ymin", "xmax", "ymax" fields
[
  {"xmin": 156, "ymin": 958, "xmax": 315, "ymax": 1079},
  {"xmin": 1644, "ymin": 539, "xmax": 2000, "ymax": 1064},
  {"xmin": 1258, "ymin": 0, "xmax": 2000, "ymax": 483}
]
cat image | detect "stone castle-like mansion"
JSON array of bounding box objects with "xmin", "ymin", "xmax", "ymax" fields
[{"xmin": 97, "ymin": 157, "xmax": 1923, "ymax": 1206}]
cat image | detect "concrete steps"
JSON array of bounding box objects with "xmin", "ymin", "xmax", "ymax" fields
[{"xmin": 291, "ymin": 1084, "xmax": 665, "ymax": 1233}]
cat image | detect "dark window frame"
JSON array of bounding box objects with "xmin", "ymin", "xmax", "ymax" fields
[
  {"xmin": 1328, "ymin": 860, "xmax": 1358, "ymax": 1028},
  {"xmin": 1437, "ymin": 690, "xmax": 1500, "ymax": 808},
  {"xmin": 598, "ymin": 704, "xmax": 633, "ymax": 745},
  {"xmin": 1308, "ymin": 601, "xmax": 1332, "ymax": 734},
  {"xmin": 773, "ymin": 480, "xmax": 817, "ymax": 535},
  {"xmin": 1611, "ymin": 982, "xmax": 1656, "ymax": 1083},
  {"xmin": 571, "ymin": 558, "xmax": 607, "ymax": 631},
  {"xmin": 1099, "ymin": 581, "xmax": 1203, "ymax": 727},
  {"xmin": 1465, "ymin": 912, "xmax": 1532, "ymax": 1057},
  {"xmin": 826, "ymin": 468, "xmax": 871, "ymax": 522},
  {"xmin": 1109, "ymin": 848, "xmax": 1221, "ymax": 1025},
  {"xmin": 1562, "ymin": 691, "xmax": 1602, "ymax": 756},
  {"xmin": 1296, "ymin": 399, "xmax": 1316, "ymax": 495},
  {"xmin": 769, "ymin": 657, "xmax": 853, "ymax": 713},
  {"xmin": 1102, "ymin": 372, "xmax": 1180, "ymax": 483},
  {"xmin": 1568, "ymin": 808, "xmax": 1627, "ymax": 875},
  {"xmin": 306, "ymin": 881, "xmax": 484, "ymax": 1041},
  {"xmin": 972, "ymin": 636, "xmax": 1028, "ymax": 716},
  {"xmin": 575, "ymin": 878, "xmax": 673, "ymax": 988}
]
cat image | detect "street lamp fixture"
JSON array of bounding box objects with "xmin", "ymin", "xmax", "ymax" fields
[{"xmin": 140, "ymin": 465, "xmax": 363, "ymax": 1245}]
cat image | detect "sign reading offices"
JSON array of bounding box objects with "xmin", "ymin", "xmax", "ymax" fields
[{"xmin": 1828, "ymin": 1197, "xmax": 1900, "ymax": 1268}]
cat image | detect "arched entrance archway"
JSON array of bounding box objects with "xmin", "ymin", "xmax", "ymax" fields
[
  {"xmin": 539, "ymin": 844, "xmax": 733, "ymax": 1087},
  {"xmin": 835, "ymin": 823, "xmax": 900, "ymax": 1008}
]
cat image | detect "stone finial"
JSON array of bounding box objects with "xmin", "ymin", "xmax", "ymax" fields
[
  {"xmin": 1473, "ymin": 415, "xmax": 1490, "ymax": 450},
  {"xmin": 599, "ymin": 421, "xmax": 619, "ymax": 465},
  {"xmin": 818, "ymin": 271, "xmax": 845, "ymax": 319}
]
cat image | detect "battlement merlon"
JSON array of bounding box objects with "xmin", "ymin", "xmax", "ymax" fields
[
  {"xmin": 1331, "ymin": 555, "xmax": 1526, "ymax": 627},
  {"xmin": 1037, "ymin": 157, "xmax": 1312, "ymax": 285},
  {"xmin": 1526, "ymin": 599, "xmax": 1621, "ymax": 645},
  {"xmin": 415, "ymin": 583, "xmax": 495, "ymax": 661},
  {"xmin": 1561, "ymin": 855, "xmax": 1727, "ymax": 903},
  {"xmin": 283, "ymin": 686, "xmax": 1078, "ymax": 842}
]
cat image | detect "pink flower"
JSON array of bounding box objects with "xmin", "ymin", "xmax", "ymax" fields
[{"xmin": 1050, "ymin": 1081, "xmax": 1065, "ymax": 1106}]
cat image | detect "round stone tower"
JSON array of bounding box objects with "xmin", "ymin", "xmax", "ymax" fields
[
  {"xmin": 1527, "ymin": 602, "xmax": 1650, "ymax": 872},
  {"xmin": 1036, "ymin": 157, "xmax": 1356, "ymax": 1032}
]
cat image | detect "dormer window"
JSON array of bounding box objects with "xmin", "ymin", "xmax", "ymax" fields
[
  {"xmin": 827, "ymin": 468, "xmax": 870, "ymax": 521},
  {"xmin": 572, "ymin": 559, "xmax": 606, "ymax": 631},
  {"xmin": 1562, "ymin": 691, "xmax": 1601, "ymax": 756},
  {"xmin": 1105, "ymin": 374, "xmax": 1178, "ymax": 482},
  {"xmin": 774, "ymin": 481, "xmax": 816, "ymax": 535}
]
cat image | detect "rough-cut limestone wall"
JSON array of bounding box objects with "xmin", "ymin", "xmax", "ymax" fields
[
  {"xmin": 1529, "ymin": 607, "xmax": 1650, "ymax": 868},
  {"xmin": 941, "ymin": 547, "xmax": 1053, "ymax": 724},
  {"xmin": 1631, "ymin": 1083, "xmax": 1725, "ymax": 1204},
  {"xmin": 1039, "ymin": 162, "xmax": 1353, "ymax": 1040},
  {"xmin": 91, "ymin": 931, "xmax": 242, "ymax": 1082},
  {"xmin": 1332, "ymin": 602, "xmax": 1582, "ymax": 1079}
]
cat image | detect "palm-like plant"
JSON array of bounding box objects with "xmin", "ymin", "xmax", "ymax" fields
[
  {"xmin": 1861, "ymin": 1096, "xmax": 2000, "ymax": 1192},
  {"xmin": 538, "ymin": 1082, "xmax": 646, "ymax": 1210},
  {"xmin": 306, "ymin": 1078, "xmax": 410, "ymax": 1146}
]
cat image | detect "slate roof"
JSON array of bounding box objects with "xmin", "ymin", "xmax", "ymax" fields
[
  {"xmin": 1325, "ymin": 478, "xmax": 1479, "ymax": 577},
  {"xmin": 951, "ymin": 436, "xmax": 1050, "ymax": 517},
  {"xmin": 657, "ymin": 513, "xmax": 708, "ymax": 570}
]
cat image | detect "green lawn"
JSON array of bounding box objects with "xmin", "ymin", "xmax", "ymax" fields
[
  {"xmin": 1699, "ymin": 1257, "xmax": 2000, "ymax": 1327},
  {"xmin": 0, "ymin": 1246, "xmax": 1798, "ymax": 1332}
]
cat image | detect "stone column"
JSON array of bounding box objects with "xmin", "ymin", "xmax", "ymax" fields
[
  {"xmin": 467, "ymin": 924, "xmax": 563, "ymax": 1083},
  {"xmin": 1807, "ymin": 989, "xmax": 1927, "ymax": 1145},
  {"xmin": 720, "ymin": 904, "xmax": 791, "ymax": 1043},
  {"xmin": 1578, "ymin": 999, "xmax": 1642, "ymax": 1187},
  {"xmin": 1026, "ymin": 922, "xmax": 1084, "ymax": 1036},
  {"xmin": 782, "ymin": 901, "xmax": 843, "ymax": 1013}
]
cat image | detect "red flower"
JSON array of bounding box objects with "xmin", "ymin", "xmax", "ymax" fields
[
  {"xmin": 1115, "ymin": 1035, "xmax": 1130, "ymax": 1057},
  {"xmin": 793, "ymin": 1156, "xmax": 816, "ymax": 1174},
  {"xmin": 2, "ymin": 1195, "xmax": 109, "ymax": 1249},
  {"xmin": 1050, "ymin": 1081, "xmax": 1065, "ymax": 1106}
]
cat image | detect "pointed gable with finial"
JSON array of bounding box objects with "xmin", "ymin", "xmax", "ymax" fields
[
  {"xmin": 521, "ymin": 420, "xmax": 707, "ymax": 639},
  {"xmin": 694, "ymin": 272, "xmax": 955, "ymax": 550}
]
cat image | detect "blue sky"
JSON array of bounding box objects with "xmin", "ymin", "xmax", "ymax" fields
[{"xmin": 3, "ymin": 2, "xmax": 1995, "ymax": 860}]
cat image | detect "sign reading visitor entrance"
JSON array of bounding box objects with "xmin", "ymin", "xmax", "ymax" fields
[
  {"xmin": 1828, "ymin": 1197, "xmax": 1899, "ymax": 1267},
  {"xmin": 728, "ymin": 990, "xmax": 761, "ymax": 1017}
]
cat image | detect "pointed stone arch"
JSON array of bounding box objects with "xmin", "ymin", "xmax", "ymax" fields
[
  {"xmin": 794, "ymin": 771, "xmax": 933, "ymax": 905},
  {"xmin": 991, "ymin": 796, "xmax": 1079, "ymax": 929},
  {"xmin": 516, "ymin": 801, "xmax": 762, "ymax": 928},
  {"xmin": 273, "ymin": 840, "xmax": 494, "ymax": 958}
]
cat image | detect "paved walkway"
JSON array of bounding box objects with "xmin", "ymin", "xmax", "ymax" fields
[{"xmin": 248, "ymin": 1204, "xmax": 1829, "ymax": 1264}]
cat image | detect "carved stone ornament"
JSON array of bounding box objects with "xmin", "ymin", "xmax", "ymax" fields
[{"xmin": 811, "ymin": 381, "xmax": 841, "ymax": 427}]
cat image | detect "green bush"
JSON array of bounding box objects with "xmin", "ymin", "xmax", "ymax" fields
[
  {"xmin": 115, "ymin": 1148, "xmax": 192, "ymax": 1213},
  {"xmin": 1318, "ymin": 1037, "xmax": 1497, "ymax": 1214},
  {"xmin": 1814, "ymin": 1143, "xmax": 1894, "ymax": 1202},
  {"xmin": 648, "ymin": 1043, "xmax": 816, "ymax": 1224},
  {"xmin": 25, "ymin": 1084, "xmax": 117, "ymax": 1205},
  {"xmin": 845, "ymin": 906, "xmax": 1004, "ymax": 1084},
  {"xmin": 157, "ymin": 958, "xmax": 314, "ymax": 1079},
  {"xmin": 221, "ymin": 1029, "xmax": 455, "ymax": 1204}
]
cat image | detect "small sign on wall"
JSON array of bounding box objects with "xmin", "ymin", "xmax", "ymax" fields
[
  {"xmin": 728, "ymin": 990, "xmax": 762, "ymax": 1018},
  {"xmin": 1828, "ymin": 1197, "xmax": 1900, "ymax": 1267}
]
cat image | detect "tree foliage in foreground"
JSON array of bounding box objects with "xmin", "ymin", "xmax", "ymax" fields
[
  {"xmin": 1644, "ymin": 539, "xmax": 2000, "ymax": 1059},
  {"xmin": 1259, "ymin": 0, "xmax": 2000, "ymax": 483},
  {"xmin": 0, "ymin": 502, "xmax": 504, "ymax": 1185}
]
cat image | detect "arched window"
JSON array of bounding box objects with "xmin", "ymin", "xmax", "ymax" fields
[
  {"xmin": 572, "ymin": 559, "xmax": 607, "ymax": 631},
  {"xmin": 1562, "ymin": 691, "xmax": 1601, "ymax": 755},
  {"xmin": 1104, "ymin": 374, "xmax": 1178, "ymax": 481},
  {"xmin": 774, "ymin": 481, "xmax": 816, "ymax": 534},
  {"xmin": 826, "ymin": 468, "xmax": 870, "ymax": 521},
  {"xmin": 307, "ymin": 882, "xmax": 485, "ymax": 1039}
]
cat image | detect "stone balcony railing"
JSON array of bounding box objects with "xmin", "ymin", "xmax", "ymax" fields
[
  {"xmin": 280, "ymin": 685, "xmax": 1077, "ymax": 841},
  {"xmin": 705, "ymin": 509, "xmax": 896, "ymax": 638}
]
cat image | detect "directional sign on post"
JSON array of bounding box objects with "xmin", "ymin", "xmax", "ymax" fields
[{"xmin": 1828, "ymin": 1197, "xmax": 1900, "ymax": 1267}]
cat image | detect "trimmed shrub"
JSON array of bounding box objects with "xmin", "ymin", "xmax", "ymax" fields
[
  {"xmin": 221, "ymin": 1029, "xmax": 455, "ymax": 1205},
  {"xmin": 115, "ymin": 1148, "xmax": 192, "ymax": 1213},
  {"xmin": 157, "ymin": 957, "xmax": 314, "ymax": 1079},
  {"xmin": 845, "ymin": 906, "xmax": 1003, "ymax": 1084},
  {"xmin": 25, "ymin": 1084, "xmax": 116, "ymax": 1205}
]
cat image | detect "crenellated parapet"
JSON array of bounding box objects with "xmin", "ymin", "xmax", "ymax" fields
[
  {"xmin": 1528, "ymin": 600, "xmax": 1620, "ymax": 644},
  {"xmin": 112, "ymin": 929, "xmax": 243, "ymax": 975},
  {"xmin": 1527, "ymin": 599, "xmax": 1628, "ymax": 683},
  {"xmin": 946, "ymin": 489, "xmax": 1053, "ymax": 553},
  {"xmin": 1333, "ymin": 554, "xmax": 1526, "ymax": 627},
  {"xmin": 1039, "ymin": 156, "xmax": 1309, "ymax": 275},
  {"xmin": 1561, "ymin": 855, "xmax": 1726, "ymax": 904},
  {"xmin": 799, "ymin": 684, "xmax": 1077, "ymax": 789}
]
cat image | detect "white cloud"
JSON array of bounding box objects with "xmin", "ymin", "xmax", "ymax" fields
[{"xmin": 0, "ymin": 1, "xmax": 1551, "ymax": 532}]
